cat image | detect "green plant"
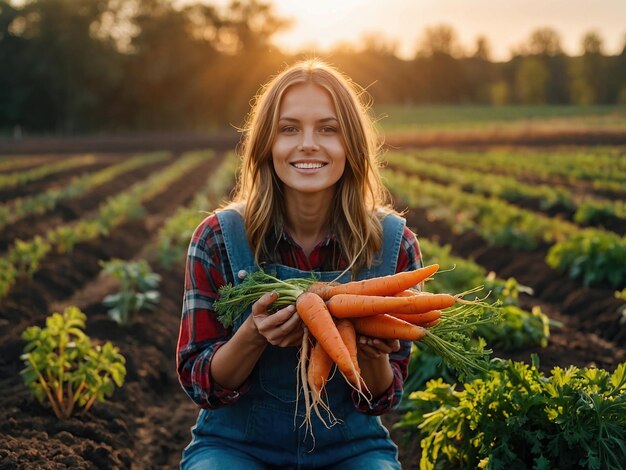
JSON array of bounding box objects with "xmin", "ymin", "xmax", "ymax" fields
[
  {"xmin": 20, "ymin": 306, "xmax": 126, "ymax": 420},
  {"xmin": 477, "ymin": 305, "xmax": 554, "ymax": 349},
  {"xmin": 574, "ymin": 201, "xmax": 616, "ymax": 226},
  {"xmin": 547, "ymin": 231, "xmax": 626, "ymax": 288},
  {"xmin": 101, "ymin": 258, "xmax": 161, "ymax": 325},
  {"xmin": 48, "ymin": 226, "xmax": 79, "ymax": 253},
  {"xmin": 9, "ymin": 235, "xmax": 51, "ymax": 278},
  {"xmin": 398, "ymin": 358, "xmax": 626, "ymax": 470}
]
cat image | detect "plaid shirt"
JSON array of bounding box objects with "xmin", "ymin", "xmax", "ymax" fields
[{"xmin": 177, "ymin": 213, "xmax": 422, "ymax": 414}]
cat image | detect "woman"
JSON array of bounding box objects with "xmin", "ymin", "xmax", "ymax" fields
[{"xmin": 177, "ymin": 59, "xmax": 422, "ymax": 469}]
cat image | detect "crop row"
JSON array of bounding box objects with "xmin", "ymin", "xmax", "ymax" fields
[
  {"xmin": 0, "ymin": 151, "xmax": 169, "ymax": 230},
  {"xmin": 384, "ymin": 169, "xmax": 626, "ymax": 288},
  {"xmin": 154, "ymin": 152, "xmax": 238, "ymax": 268},
  {"xmin": 386, "ymin": 151, "xmax": 626, "ymax": 230},
  {"xmin": 0, "ymin": 151, "xmax": 214, "ymax": 300},
  {"xmin": 404, "ymin": 147, "xmax": 626, "ymax": 193},
  {"xmin": 0, "ymin": 154, "xmax": 99, "ymax": 190},
  {"xmin": 0, "ymin": 155, "xmax": 54, "ymax": 173}
]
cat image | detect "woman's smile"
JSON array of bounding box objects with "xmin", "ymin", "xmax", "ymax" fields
[{"xmin": 272, "ymin": 82, "xmax": 346, "ymax": 197}]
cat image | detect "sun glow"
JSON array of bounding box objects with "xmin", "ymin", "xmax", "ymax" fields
[{"xmin": 271, "ymin": 0, "xmax": 369, "ymax": 52}]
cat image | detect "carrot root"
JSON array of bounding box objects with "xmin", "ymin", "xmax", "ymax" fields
[
  {"xmin": 352, "ymin": 314, "xmax": 427, "ymax": 341},
  {"xmin": 327, "ymin": 293, "xmax": 456, "ymax": 318},
  {"xmin": 296, "ymin": 293, "xmax": 363, "ymax": 392},
  {"xmin": 324, "ymin": 264, "xmax": 440, "ymax": 298}
]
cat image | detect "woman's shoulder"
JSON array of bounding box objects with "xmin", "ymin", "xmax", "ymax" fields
[
  {"xmin": 374, "ymin": 206, "xmax": 408, "ymax": 227},
  {"xmin": 192, "ymin": 203, "xmax": 246, "ymax": 242},
  {"xmin": 190, "ymin": 212, "xmax": 223, "ymax": 248},
  {"xmin": 191, "ymin": 202, "xmax": 250, "ymax": 254}
]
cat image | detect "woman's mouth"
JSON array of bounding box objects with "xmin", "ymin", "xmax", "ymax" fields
[{"xmin": 291, "ymin": 162, "xmax": 327, "ymax": 169}]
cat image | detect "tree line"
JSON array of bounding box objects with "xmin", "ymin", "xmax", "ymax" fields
[{"xmin": 1, "ymin": 0, "xmax": 626, "ymax": 134}]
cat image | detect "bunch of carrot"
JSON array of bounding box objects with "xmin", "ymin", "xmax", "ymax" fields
[{"xmin": 215, "ymin": 264, "xmax": 498, "ymax": 433}]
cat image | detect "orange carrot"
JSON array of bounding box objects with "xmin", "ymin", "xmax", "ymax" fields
[
  {"xmin": 394, "ymin": 289, "xmax": 434, "ymax": 297},
  {"xmin": 322, "ymin": 264, "xmax": 440, "ymax": 299},
  {"xmin": 335, "ymin": 319, "xmax": 360, "ymax": 375},
  {"xmin": 421, "ymin": 319, "xmax": 440, "ymax": 328},
  {"xmin": 352, "ymin": 314, "xmax": 427, "ymax": 341},
  {"xmin": 296, "ymin": 292, "xmax": 361, "ymax": 389},
  {"xmin": 307, "ymin": 339, "xmax": 334, "ymax": 402},
  {"xmin": 388, "ymin": 310, "xmax": 442, "ymax": 325},
  {"xmin": 326, "ymin": 293, "xmax": 456, "ymax": 318},
  {"xmin": 307, "ymin": 281, "xmax": 338, "ymax": 300}
]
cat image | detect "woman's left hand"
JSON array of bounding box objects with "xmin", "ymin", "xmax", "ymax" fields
[{"xmin": 357, "ymin": 336, "xmax": 400, "ymax": 359}]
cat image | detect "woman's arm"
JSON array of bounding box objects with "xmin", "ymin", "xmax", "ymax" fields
[{"xmin": 177, "ymin": 216, "xmax": 302, "ymax": 408}]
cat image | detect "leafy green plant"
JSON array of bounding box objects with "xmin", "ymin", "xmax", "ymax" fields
[
  {"xmin": 156, "ymin": 238, "xmax": 185, "ymax": 269},
  {"xmin": 398, "ymin": 358, "xmax": 626, "ymax": 470},
  {"xmin": 403, "ymin": 342, "xmax": 458, "ymax": 395},
  {"xmin": 477, "ymin": 305, "xmax": 555, "ymax": 350},
  {"xmin": 574, "ymin": 201, "xmax": 617, "ymax": 226},
  {"xmin": 9, "ymin": 235, "xmax": 51, "ymax": 278},
  {"xmin": 100, "ymin": 259, "xmax": 161, "ymax": 325},
  {"xmin": 48, "ymin": 226, "xmax": 79, "ymax": 253},
  {"xmin": 547, "ymin": 231, "xmax": 626, "ymax": 288},
  {"xmin": 20, "ymin": 306, "xmax": 126, "ymax": 420}
]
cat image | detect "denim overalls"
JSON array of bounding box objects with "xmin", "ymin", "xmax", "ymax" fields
[{"xmin": 181, "ymin": 210, "xmax": 406, "ymax": 469}]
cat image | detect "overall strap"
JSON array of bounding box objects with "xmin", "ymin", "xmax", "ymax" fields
[
  {"xmin": 361, "ymin": 213, "xmax": 406, "ymax": 279},
  {"xmin": 215, "ymin": 209, "xmax": 257, "ymax": 286},
  {"xmin": 216, "ymin": 208, "xmax": 406, "ymax": 281}
]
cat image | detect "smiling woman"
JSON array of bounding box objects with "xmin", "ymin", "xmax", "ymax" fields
[{"xmin": 177, "ymin": 59, "xmax": 423, "ymax": 469}]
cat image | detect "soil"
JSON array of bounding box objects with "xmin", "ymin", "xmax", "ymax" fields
[{"xmin": 1, "ymin": 148, "xmax": 625, "ymax": 469}]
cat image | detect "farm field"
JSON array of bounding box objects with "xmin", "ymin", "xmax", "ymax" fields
[
  {"xmin": 376, "ymin": 104, "xmax": 626, "ymax": 132},
  {"xmin": 376, "ymin": 105, "xmax": 626, "ymax": 148},
  {"xmin": 1, "ymin": 142, "xmax": 625, "ymax": 468}
]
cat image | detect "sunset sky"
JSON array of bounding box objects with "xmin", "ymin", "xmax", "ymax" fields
[{"xmin": 200, "ymin": 0, "xmax": 626, "ymax": 60}]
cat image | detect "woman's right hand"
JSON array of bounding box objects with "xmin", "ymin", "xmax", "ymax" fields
[{"xmin": 249, "ymin": 291, "xmax": 304, "ymax": 347}]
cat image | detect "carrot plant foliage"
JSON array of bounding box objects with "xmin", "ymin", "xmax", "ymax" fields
[
  {"xmin": 101, "ymin": 259, "xmax": 161, "ymax": 325},
  {"xmin": 398, "ymin": 357, "xmax": 626, "ymax": 470},
  {"xmin": 20, "ymin": 306, "xmax": 126, "ymax": 420}
]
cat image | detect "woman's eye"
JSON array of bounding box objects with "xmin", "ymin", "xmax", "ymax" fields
[
  {"xmin": 320, "ymin": 126, "xmax": 337, "ymax": 133},
  {"xmin": 281, "ymin": 126, "xmax": 297, "ymax": 133}
]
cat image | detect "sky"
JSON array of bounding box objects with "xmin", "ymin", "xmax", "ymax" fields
[{"xmin": 200, "ymin": 0, "xmax": 626, "ymax": 60}]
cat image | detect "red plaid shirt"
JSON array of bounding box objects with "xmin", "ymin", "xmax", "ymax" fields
[{"xmin": 177, "ymin": 213, "xmax": 422, "ymax": 414}]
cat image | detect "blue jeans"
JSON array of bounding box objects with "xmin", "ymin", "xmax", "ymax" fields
[{"xmin": 181, "ymin": 442, "xmax": 400, "ymax": 469}]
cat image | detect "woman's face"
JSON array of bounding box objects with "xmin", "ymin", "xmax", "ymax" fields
[{"xmin": 271, "ymin": 83, "xmax": 346, "ymax": 198}]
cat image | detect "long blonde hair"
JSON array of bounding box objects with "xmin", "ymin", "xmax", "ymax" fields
[{"xmin": 229, "ymin": 59, "xmax": 394, "ymax": 276}]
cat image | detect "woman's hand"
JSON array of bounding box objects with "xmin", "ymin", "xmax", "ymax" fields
[
  {"xmin": 250, "ymin": 291, "xmax": 304, "ymax": 347},
  {"xmin": 356, "ymin": 336, "xmax": 399, "ymax": 398},
  {"xmin": 357, "ymin": 336, "xmax": 400, "ymax": 359}
]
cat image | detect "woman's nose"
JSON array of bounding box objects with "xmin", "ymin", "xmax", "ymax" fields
[{"xmin": 298, "ymin": 130, "xmax": 319, "ymax": 152}]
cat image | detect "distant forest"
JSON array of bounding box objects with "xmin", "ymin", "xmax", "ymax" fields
[{"xmin": 2, "ymin": 0, "xmax": 626, "ymax": 134}]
